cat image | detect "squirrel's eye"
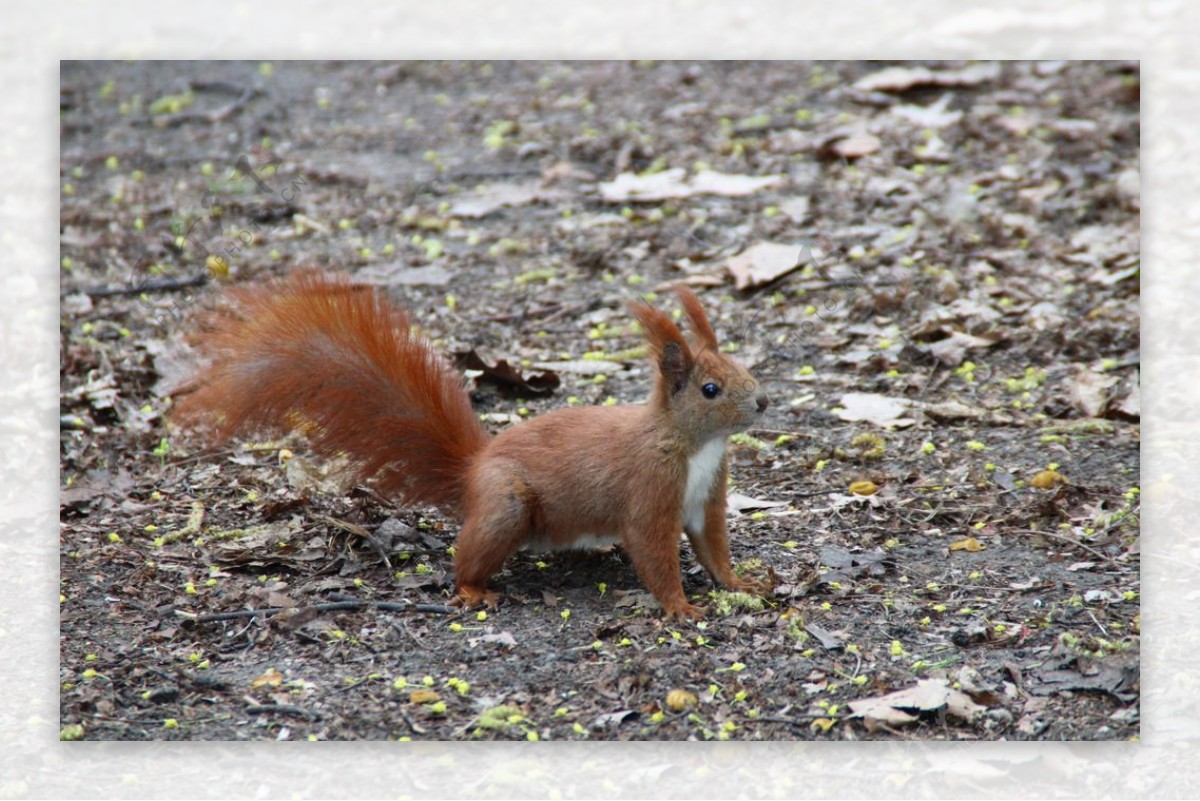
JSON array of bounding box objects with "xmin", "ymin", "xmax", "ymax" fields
[{"xmin": 701, "ymin": 382, "xmax": 722, "ymax": 399}]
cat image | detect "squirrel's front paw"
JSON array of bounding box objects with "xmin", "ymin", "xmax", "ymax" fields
[
  {"xmin": 725, "ymin": 574, "xmax": 775, "ymax": 597},
  {"xmin": 663, "ymin": 602, "xmax": 708, "ymax": 621}
]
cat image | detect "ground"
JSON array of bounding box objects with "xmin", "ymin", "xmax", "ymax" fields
[{"xmin": 59, "ymin": 60, "xmax": 1140, "ymax": 741}]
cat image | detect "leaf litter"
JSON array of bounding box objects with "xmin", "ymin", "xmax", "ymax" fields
[{"xmin": 60, "ymin": 60, "xmax": 1139, "ymax": 744}]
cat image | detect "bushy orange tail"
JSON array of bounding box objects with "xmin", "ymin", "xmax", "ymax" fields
[{"xmin": 173, "ymin": 271, "xmax": 489, "ymax": 512}]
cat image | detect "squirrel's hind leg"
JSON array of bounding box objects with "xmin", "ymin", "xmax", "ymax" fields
[{"xmin": 452, "ymin": 468, "xmax": 532, "ymax": 609}]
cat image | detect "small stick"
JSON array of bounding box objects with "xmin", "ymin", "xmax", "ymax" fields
[
  {"xmin": 1016, "ymin": 528, "xmax": 1125, "ymax": 567},
  {"xmin": 184, "ymin": 598, "xmax": 457, "ymax": 624},
  {"xmin": 245, "ymin": 703, "xmax": 319, "ymax": 720},
  {"xmin": 70, "ymin": 273, "xmax": 209, "ymax": 298}
]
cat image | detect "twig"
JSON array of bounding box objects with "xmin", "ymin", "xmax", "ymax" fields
[
  {"xmin": 245, "ymin": 703, "xmax": 319, "ymax": 720},
  {"xmin": 68, "ymin": 273, "xmax": 210, "ymax": 298},
  {"xmin": 1016, "ymin": 528, "xmax": 1126, "ymax": 567},
  {"xmin": 157, "ymin": 87, "xmax": 263, "ymax": 128},
  {"xmin": 184, "ymin": 598, "xmax": 458, "ymax": 624}
]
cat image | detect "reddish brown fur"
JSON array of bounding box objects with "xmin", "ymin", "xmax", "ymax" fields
[
  {"xmin": 177, "ymin": 275, "xmax": 771, "ymax": 619},
  {"xmin": 174, "ymin": 272, "xmax": 489, "ymax": 510}
]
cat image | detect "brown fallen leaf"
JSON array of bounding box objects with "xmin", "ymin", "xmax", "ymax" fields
[
  {"xmin": 726, "ymin": 242, "xmax": 803, "ymax": 290},
  {"xmin": 454, "ymin": 349, "xmax": 561, "ymax": 398},
  {"xmin": 848, "ymin": 678, "xmax": 986, "ymax": 728}
]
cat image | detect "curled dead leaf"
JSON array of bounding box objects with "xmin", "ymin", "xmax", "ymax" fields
[{"xmin": 454, "ymin": 349, "xmax": 560, "ymax": 398}]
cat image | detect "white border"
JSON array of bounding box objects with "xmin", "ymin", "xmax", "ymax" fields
[{"xmin": 5, "ymin": 1, "xmax": 1188, "ymax": 797}]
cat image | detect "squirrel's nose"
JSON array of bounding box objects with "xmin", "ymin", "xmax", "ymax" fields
[{"xmin": 756, "ymin": 392, "xmax": 769, "ymax": 413}]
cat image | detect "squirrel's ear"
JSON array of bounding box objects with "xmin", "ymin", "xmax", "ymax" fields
[
  {"xmin": 675, "ymin": 285, "xmax": 718, "ymax": 351},
  {"xmin": 628, "ymin": 299, "xmax": 694, "ymax": 394},
  {"xmin": 660, "ymin": 341, "xmax": 690, "ymax": 395}
]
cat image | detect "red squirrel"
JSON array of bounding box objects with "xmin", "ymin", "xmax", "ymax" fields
[{"xmin": 175, "ymin": 271, "xmax": 771, "ymax": 619}]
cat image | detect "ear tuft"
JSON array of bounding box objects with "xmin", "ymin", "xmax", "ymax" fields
[
  {"xmin": 628, "ymin": 298, "xmax": 694, "ymax": 394},
  {"xmin": 675, "ymin": 285, "xmax": 718, "ymax": 351}
]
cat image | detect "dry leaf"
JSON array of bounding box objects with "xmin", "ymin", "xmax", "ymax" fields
[
  {"xmin": 830, "ymin": 133, "xmax": 881, "ymax": 159},
  {"xmin": 448, "ymin": 182, "xmax": 565, "ymax": 218},
  {"xmin": 854, "ymin": 63, "xmax": 1000, "ymax": 93},
  {"xmin": 690, "ymin": 170, "xmax": 786, "ymax": 196},
  {"xmin": 470, "ymin": 631, "xmax": 518, "ymax": 648},
  {"xmin": 891, "ymin": 94, "xmax": 963, "ymax": 128},
  {"xmin": 805, "ymin": 623, "xmax": 845, "ymax": 651},
  {"xmin": 726, "ymin": 242, "xmax": 802, "ymax": 290},
  {"xmin": 599, "ymin": 168, "xmax": 785, "ymax": 203},
  {"xmin": 927, "ymin": 331, "xmax": 998, "ymax": 367},
  {"xmin": 455, "ymin": 350, "xmax": 561, "ymax": 397},
  {"xmin": 835, "ymin": 392, "xmax": 916, "ymax": 428},
  {"xmin": 727, "ymin": 493, "xmax": 789, "ymax": 513},
  {"xmin": 921, "ymin": 399, "xmax": 984, "ymax": 422},
  {"xmin": 848, "ymin": 679, "xmax": 986, "ymax": 727},
  {"xmin": 1070, "ymin": 369, "xmax": 1119, "ymax": 418},
  {"xmin": 780, "ymin": 196, "xmax": 810, "ymax": 223},
  {"xmin": 532, "ymin": 359, "xmax": 623, "ymax": 375},
  {"xmin": 355, "ymin": 263, "xmax": 454, "ymax": 287},
  {"xmin": 1110, "ymin": 374, "xmax": 1140, "ymax": 420}
]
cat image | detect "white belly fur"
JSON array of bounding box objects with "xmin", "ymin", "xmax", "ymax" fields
[
  {"xmin": 521, "ymin": 533, "xmax": 622, "ymax": 552},
  {"xmin": 683, "ymin": 438, "xmax": 726, "ymax": 534}
]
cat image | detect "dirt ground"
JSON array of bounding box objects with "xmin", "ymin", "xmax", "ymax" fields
[{"xmin": 59, "ymin": 60, "xmax": 1140, "ymax": 742}]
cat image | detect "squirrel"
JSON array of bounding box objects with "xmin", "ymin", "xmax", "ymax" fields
[{"xmin": 174, "ymin": 271, "xmax": 772, "ymax": 620}]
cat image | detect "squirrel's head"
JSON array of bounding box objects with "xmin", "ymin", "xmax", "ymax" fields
[{"xmin": 629, "ymin": 286, "xmax": 769, "ymax": 444}]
